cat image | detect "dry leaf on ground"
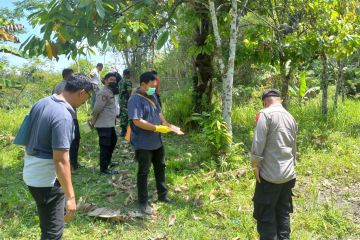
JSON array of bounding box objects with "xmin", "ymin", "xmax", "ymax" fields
[
  {"xmin": 87, "ymin": 207, "xmax": 126, "ymax": 222},
  {"xmin": 209, "ymin": 189, "xmax": 216, "ymax": 201},
  {"xmin": 102, "ymin": 191, "xmax": 117, "ymax": 197},
  {"xmin": 192, "ymin": 214, "xmax": 202, "ymax": 220},
  {"xmin": 194, "ymin": 192, "xmax": 203, "ymax": 207},
  {"xmin": 168, "ymin": 214, "xmax": 176, "ymax": 227},
  {"xmin": 148, "ymin": 233, "xmax": 167, "ymax": 240},
  {"xmin": 76, "ymin": 197, "xmax": 97, "ymax": 213}
]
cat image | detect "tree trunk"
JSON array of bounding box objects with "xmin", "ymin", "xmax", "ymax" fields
[
  {"xmin": 334, "ymin": 60, "xmax": 343, "ymax": 112},
  {"xmin": 320, "ymin": 51, "xmax": 328, "ymax": 117},
  {"xmin": 222, "ymin": 0, "xmax": 238, "ymax": 134},
  {"xmin": 192, "ymin": 2, "xmax": 213, "ymax": 113},
  {"xmin": 279, "ymin": 56, "xmax": 289, "ymax": 108},
  {"xmin": 209, "ymin": 0, "xmax": 225, "ymax": 76}
]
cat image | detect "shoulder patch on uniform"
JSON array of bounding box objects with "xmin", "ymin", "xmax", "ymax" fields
[
  {"xmin": 255, "ymin": 112, "xmax": 261, "ymax": 123},
  {"xmin": 102, "ymin": 95, "xmax": 108, "ymax": 102}
]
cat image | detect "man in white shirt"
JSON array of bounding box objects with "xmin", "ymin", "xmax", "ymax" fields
[{"xmin": 90, "ymin": 63, "xmax": 104, "ymax": 109}]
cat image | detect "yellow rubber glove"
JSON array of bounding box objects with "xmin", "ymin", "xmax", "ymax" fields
[{"xmin": 154, "ymin": 125, "xmax": 172, "ymax": 133}]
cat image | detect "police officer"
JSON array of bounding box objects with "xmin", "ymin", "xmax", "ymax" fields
[
  {"xmin": 127, "ymin": 71, "xmax": 173, "ymax": 215},
  {"xmin": 119, "ymin": 69, "xmax": 132, "ymax": 137},
  {"xmin": 251, "ymin": 89, "xmax": 298, "ymax": 240},
  {"xmin": 90, "ymin": 72, "xmax": 119, "ymax": 175}
]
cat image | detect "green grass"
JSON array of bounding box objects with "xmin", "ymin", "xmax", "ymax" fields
[{"xmin": 0, "ymin": 89, "xmax": 359, "ymax": 239}]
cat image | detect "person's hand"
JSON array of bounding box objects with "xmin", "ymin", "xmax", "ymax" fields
[
  {"xmin": 253, "ymin": 167, "xmax": 261, "ymax": 183},
  {"xmin": 64, "ymin": 197, "xmax": 76, "ymax": 223},
  {"xmin": 154, "ymin": 125, "xmax": 172, "ymax": 133},
  {"xmin": 162, "ymin": 121, "xmax": 171, "ymax": 128}
]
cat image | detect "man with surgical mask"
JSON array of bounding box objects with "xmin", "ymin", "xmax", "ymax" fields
[
  {"xmin": 127, "ymin": 72, "xmax": 173, "ymax": 215},
  {"xmin": 90, "ymin": 72, "xmax": 119, "ymax": 175}
]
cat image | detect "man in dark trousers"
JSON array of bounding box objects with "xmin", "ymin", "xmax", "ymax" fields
[
  {"xmin": 54, "ymin": 69, "xmax": 81, "ymax": 172},
  {"xmin": 127, "ymin": 71, "xmax": 173, "ymax": 215},
  {"xmin": 251, "ymin": 89, "xmax": 298, "ymax": 240},
  {"xmin": 22, "ymin": 74, "xmax": 93, "ymax": 239},
  {"xmin": 90, "ymin": 72, "xmax": 119, "ymax": 175}
]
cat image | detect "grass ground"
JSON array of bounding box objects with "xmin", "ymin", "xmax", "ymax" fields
[{"xmin": 0, "ymin": 91, "xmax": 359, "ymax": 239}]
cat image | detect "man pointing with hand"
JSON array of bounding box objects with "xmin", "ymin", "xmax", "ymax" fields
[{"xmin": 128, "ymin": 71, "xmax": 173, "ymax": 215}]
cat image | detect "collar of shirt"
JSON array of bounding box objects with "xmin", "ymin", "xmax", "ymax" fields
[
  {"xmin": 268, "ymin": 103, "xmax": 283, "ymax": 108},
  {"xmin": 51, "ymin": 94, "xmax": 75, "ymax": 116}
]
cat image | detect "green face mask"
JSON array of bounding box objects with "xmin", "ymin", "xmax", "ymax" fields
[{"xmin": 146, "ymin": 87, "xmax": 156, "ymax": 96}]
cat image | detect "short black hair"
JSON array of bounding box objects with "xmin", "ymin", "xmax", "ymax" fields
[
  {"xmin": 103, "ymin": 72, "xmax": 117, "ymax": 81},
  {"xmin": 96, "ymin": 63, "xmax": 103, "ymax": 68},
  {"xmin": 150, "ymin": 70, "xmax": 157, "ymax": 75},
  {"xmin": 262, "ymin": 88, "xmax": 281, "ymax": 100},
  {"xmin": 123, "ymin": 69, "xmax": 130, "ymax": 76},
  {"xmin": 62, "ymin": 68, "xmax": 73, "ymax": 79},
  {"xmin": 64, "ymin": 74, "xmax": 93, "ymax": 93},
  {"xmin": 113, "ymin": 71, "xmax": 122, "ymax": 83},
  {"xmin": 140, "ymin": 72, "xmax": 156, "ymax": 84}
]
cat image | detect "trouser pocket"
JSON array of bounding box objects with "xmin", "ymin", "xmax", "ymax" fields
[{"xmin": 252, "ymin": 179, "xmax": 281, "ymax": 223}]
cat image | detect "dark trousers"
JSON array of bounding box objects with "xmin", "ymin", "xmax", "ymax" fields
[
  {"xmin": 70, "ymin": 119, "xmax": 80, "ymax": 169},
  {"xmin": 135, "ymin": 146, "xmax": 167, "ymax": 204},
  {"xmin": 96, "ymin": 127, "xmax": 117, "ymax": 172},
  {"xmin": 28, "ymin": 181, "xmax": 65, "ymax": 240},
  {"xmin": 252, "ymin": 177, "xmax": 296, "ymax": 240}
]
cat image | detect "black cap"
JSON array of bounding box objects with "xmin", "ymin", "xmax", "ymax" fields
[{"xmin": 262, "ymin": 88, "xmax": 281, "ymax": 100}]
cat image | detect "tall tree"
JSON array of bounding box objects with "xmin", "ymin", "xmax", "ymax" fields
[{"xmin": 208, "ymin": 0, "xmax": 248, "ymax": 134}]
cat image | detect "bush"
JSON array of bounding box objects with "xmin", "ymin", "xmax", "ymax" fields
[{"xmin": 162, "ymin": 88, "xmax": 193, "ymax": 129}]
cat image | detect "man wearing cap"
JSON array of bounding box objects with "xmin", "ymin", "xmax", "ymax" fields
[
  {"xmin": 251, "ymin": 89, "xmax": 298, "ymax": 240},
  {"xmin": 90, "ymin": 72, "xmax": 120, "ymax": 175}
]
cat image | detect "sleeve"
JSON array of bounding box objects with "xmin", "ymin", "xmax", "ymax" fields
[
  {"xmin": 89, "ymin": 69, "xmax": 96, "ymax": 77},
  {"xmin": 250, "ymin": 112, "xmax": 269, "ymax": 162},
  {"xmin": 128, "ymin": 96, "xmax": 144, "ymax": 120},
  {"xmin": 52, "ymin": 117, "xmax": 74, "ymax": 150},
  {"xmin": 292, "ymin": 122, "xmax": 298, "ymax": 163},
  {"xmin": 91, "ymin": 91, "xmax": 107, "ymax": 122}
]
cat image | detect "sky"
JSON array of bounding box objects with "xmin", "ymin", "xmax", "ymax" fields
[{"xmin": 0, "ymin": 0, "xmax": 124, "ymax": 72}]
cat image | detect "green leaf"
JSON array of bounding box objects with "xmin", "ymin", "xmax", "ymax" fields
[
  {"xmin": 156, "ymin": 31, "xmax": 169, "ymax": 50},
  {"xmin": 59, "ymin": 27, "xmax": 71, "ymax": 40},
  {"xmin": 96, "ymin": 0, "xmax": 105, "ymax": 19},
  {"xmin": 330, "ymin": 11, "xmax": 339, "ymax": 20},
  {"xmin": 103, "ymin": 2, "xmax": 114, "ymax": 10},
  {"xmin": 288, "ymin": 85, "xmax": 297, "ymax": 97},
  {"xmin": 171, "ymin": 35, "xmax": 178, "ymax": 48},
  {"xmin": 298, "ymin": 72, "xmax": 307, "ymax": 97},
  {"xmin": 79, "ymin": 0, "xmax": 92, "ymax": 8}
]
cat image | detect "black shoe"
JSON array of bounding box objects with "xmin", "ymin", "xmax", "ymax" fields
[
  {"xmin": 139, "ymin": 203, "xmax": 153, "ymax": 215},
  {"xmin": 109, "ymin": 162, "xmax": 119, "ymax": 168},
  {"xmin": 158, "ymin": 196, "xmax": 173, "ymax": 204},
  {"xmin": 100, "ymin": 169, "xmax": 119, "ymax": 175}
]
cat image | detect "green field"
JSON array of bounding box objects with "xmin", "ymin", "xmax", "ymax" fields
[{"xmin": 0, "ymin": 89, "xmax": 359, "ymax": 240}]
